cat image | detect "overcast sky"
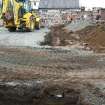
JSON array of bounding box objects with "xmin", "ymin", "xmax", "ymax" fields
[
  {"xmin": 0, "ymin": 0, "xmax": 105, "ymax": 9},
  {"xmin": 80, "ymin": 0, "xmax": 105, "ymax": 9}
]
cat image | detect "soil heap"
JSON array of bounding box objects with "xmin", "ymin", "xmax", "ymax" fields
[
  {"xmin": 77, "ymin": 23, "xmax": 105, "ymax": 52},
  {"xmin": 41, "ymin": 23, "xmax": 105, "ymax": 52}
]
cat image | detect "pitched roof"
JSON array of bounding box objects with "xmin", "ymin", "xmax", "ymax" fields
[{"xmin": 39, "ymin": 0, "xmax": 80, "ymax": 9}]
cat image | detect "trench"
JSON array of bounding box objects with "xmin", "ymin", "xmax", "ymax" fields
[{"xmin": 0, "ymin": 80, "xmax": 89, "ymax": 105}]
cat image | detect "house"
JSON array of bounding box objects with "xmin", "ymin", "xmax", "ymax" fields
[
  {"xmin": 29, "ymin": 0, "xmax": 40, "ymax": 10},
  {"xmin": 99, "ymin": 8, "xmax": 105, "ymax": 20},
  {"xmin": 92, "ymin": 8, "xmax": 105, "ymax": 21}
]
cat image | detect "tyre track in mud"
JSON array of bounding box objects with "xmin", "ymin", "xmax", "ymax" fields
[{"xmin": 0, "ymin": 47, "xmax": 104, "ymax": 105}]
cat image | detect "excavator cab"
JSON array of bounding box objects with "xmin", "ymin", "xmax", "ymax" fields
[{"xmin": 2, "ymin": 0, "xmax": 40, "ymax": 32}]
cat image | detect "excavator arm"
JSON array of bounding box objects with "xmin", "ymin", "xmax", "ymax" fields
[
  {"xmin": 2, "ymin": 0, "xmax": 40, "ymax": 32},
  {"xmin": 12, "ymin": 0, "xmax": 22, "ymax": 27},
  {"xmin": 2, "ymin": 0, "xmax": 22, "ymax": 27},
  {"xmin": 2, "ymin": 0, "xmax": 9, "ymax": 13}
]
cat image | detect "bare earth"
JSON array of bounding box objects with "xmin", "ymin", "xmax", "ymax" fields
[
  {"xmin": 0, "ymin": 22, "xmax": 105, "ymax": 105},
  {"xmin": 0, "ymin": 47, "xmax": 105, "ymax": 105}
]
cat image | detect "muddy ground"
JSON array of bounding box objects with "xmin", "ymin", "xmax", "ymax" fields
[
  {"xmin": 0, "ymin": 47, "xmax": 105, "ymax": 105},
  {"xmin": 0, "ymin": 21, "xmax": 105, "ymax": 105}
]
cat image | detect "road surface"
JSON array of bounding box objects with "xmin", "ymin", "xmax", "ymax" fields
[
  {"xmin": 0, "ymin": 19, "xmax": 93, "ymax": 48},
  {"xmin": 0, "ymin": 27, "xmax": 49, "ymax": 47}
]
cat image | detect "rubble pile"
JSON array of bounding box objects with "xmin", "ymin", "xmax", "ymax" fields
[
  {"xmin": 40, "ymin": 25, "xmax": 78, "ymax": 46},
  {"xmin": 39, "ymin": 10, "xmax": 78, "ymax": 27}
]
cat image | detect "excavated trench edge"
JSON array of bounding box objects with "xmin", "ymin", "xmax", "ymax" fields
[{"xmin": 0, "ymin": 80, "xmax": 90, "ymax": 105}]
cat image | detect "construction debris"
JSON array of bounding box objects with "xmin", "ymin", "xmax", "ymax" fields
[{"xmin": 39, "ymin": 10, "xmax": 79, "ymax": 27}]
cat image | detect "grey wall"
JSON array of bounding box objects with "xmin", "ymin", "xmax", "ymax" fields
[{"xmin": 39, "ymin": 0, "xmax": 80, "ymax": 9}]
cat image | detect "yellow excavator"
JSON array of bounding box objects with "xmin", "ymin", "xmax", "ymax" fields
[{"xmin": 2, "ymin": 0, "xmax": 40, "ymax": 32}]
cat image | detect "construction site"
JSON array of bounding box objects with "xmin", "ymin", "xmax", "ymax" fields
[{"xmin": 0, "ymin": 0, "xmax": 105, "ymax": 105}]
